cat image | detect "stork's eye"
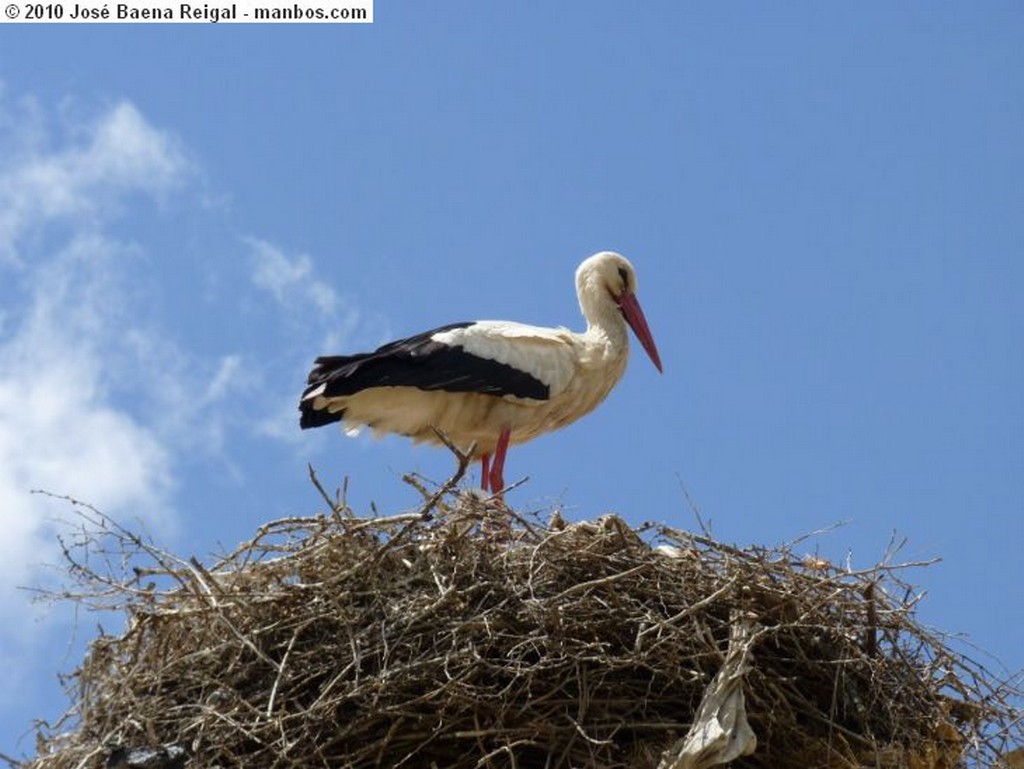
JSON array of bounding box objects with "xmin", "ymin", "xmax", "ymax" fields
[{"xmin": 617, "ymin": 266, "xmax": 630, "ymax": 291}]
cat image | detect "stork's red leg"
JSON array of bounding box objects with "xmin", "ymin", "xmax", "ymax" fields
[
  {"xmin": 479, "ymin": 454, "xmax": 491, "ymax": 491},
  {"xmin": 487, "ymin": 427, "xmax": 512, "ymax": 495}
]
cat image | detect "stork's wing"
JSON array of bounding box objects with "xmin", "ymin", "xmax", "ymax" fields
[
  {"xmin": 301, "ymin": 321, "xmax": 576, "ymax": 412},
  {"xmin": 428, "ymin": 320, "xmax": 576, "ymax": 395}
]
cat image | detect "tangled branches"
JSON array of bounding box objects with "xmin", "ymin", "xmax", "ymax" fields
[{"xmin": 17, "ymin": 476, "xmax": 1023, "ymax": 768}]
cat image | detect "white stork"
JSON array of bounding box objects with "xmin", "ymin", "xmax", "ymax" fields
[{"xmin": 299, "ymin": 251, "xmax": 662, "ymax": 494}]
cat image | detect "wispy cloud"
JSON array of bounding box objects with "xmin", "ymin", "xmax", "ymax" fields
[
  {"xmin": 248, "ymin": 236, "xmax": 349, "ymax": 327},
  {"xmin": 0, "ymin": 98, "xmax": 188, "ymax": 265},
  {"xmin": 245, "ymin": 237, "xmax": 364, "ymax": 441},
  {"xmin": 0, "ymin": 100, "xmax": 193, "ymax": 611}
]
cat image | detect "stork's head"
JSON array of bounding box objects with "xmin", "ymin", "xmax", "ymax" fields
[{"xmin": 576, "ymin": 252, "xmax": 663, "ymax": 372}]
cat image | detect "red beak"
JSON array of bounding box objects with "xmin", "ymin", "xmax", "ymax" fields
[{"xmin": 617, "ymin": 290, "xmax": 663, "ymax": 372}]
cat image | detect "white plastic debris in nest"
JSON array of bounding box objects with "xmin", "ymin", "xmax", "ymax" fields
[{"xmin": 658, "ymin": 611, "xmax": 759, "ymax": 769}]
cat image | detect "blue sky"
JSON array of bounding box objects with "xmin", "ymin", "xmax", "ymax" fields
[{"xmin": 1, "ymin": 3, "xmax": 1022, "ymax": 759}]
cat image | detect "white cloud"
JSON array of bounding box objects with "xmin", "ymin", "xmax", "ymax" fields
[
  {"xmin": 119, "ymin": 328, "xmax": 247, "ymax": 457},
  {"xmin": 248, "ymin": 236, "xmax": 342, "ymax": 319},
  {"xmin": 0, "ymin": 99, "xmax": 188, "ymax": 265},
  {"xmin": 0, "ymin": 100, "xmax": 190, "ymax": 613},
  {"xmin": 246, "ymin": 236, "xmax": 368, "ymax": 352},
  {"xmin": 246, "ymin": 237, "xmax": 367, "ymax": 441}
]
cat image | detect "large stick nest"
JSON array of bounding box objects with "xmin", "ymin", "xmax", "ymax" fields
[{"xmin": 17, "ymin": 471, "xmax": 1023, "ymax": 769}]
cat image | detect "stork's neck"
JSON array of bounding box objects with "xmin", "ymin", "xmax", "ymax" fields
[{"xmin": 580, "ymin": 291, "xmax": 629, "ymax": 353}]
